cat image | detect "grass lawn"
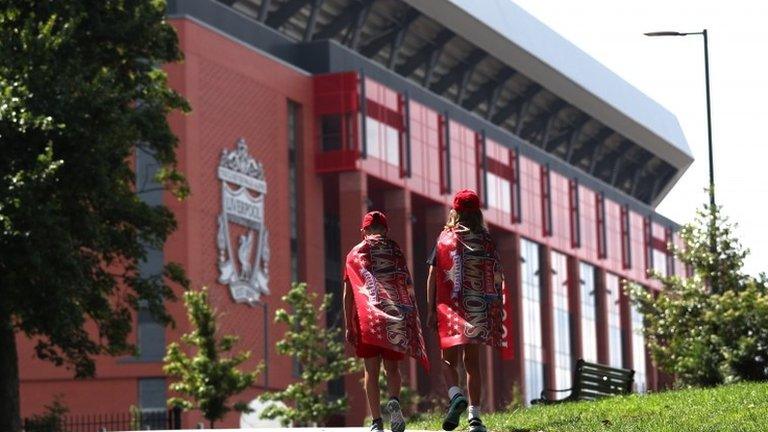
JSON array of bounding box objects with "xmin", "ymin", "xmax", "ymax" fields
[{"xmin": 407, "ymin": 382, "xmax": 768, "ymax": 432}]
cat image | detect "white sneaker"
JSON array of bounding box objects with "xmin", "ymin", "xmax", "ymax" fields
[
  {"xmin": 370, "ymin": 418, "xmax": 384, "ymax": 432},
  {"xmin": 468, "ymin": 417, "xmax": 487, "ymax": 432},
  {"xmin": 387, "ymin": 398, "xmax": 406, "ymax": 432}
]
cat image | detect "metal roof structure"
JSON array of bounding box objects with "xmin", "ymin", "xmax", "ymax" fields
[{"xmin": 216, "ymin": 0, "xmax": 693, "ymax": 206}]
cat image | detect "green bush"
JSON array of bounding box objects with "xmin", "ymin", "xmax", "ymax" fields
[
  {"xmin": 628, "ymin": 200, "xmax": 768, "ymax": 387},
  {"xmin": 23, "ymin": 397, "xmax": 68, "ymax": 432}
]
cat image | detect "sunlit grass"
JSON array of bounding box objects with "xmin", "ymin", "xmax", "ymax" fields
[{"xmin": 408, "ymin": 382, "xmax": 768, "ymax": 432}]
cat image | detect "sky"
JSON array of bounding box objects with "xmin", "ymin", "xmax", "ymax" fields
[{"xmin": 510, "ymin": 0, "xmax": 768, "ymax": 277}]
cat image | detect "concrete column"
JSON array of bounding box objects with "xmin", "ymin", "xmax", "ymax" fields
[
  {"xmin": 495, "ymin": 230, "xmax": 524, "ymax": 407},
  {"xmin": 619, "ymin": 280, "xmax": 633, "ymax": 370},
  {"xmin": 383, "ymin": 189, "xmax": 419, "ymax": 398},
  {"xmin": 539, "ymin": 245, "xmax": 556, "ymax": 401},
  {"xmin": 567, "ymin": 256, "xmax": 583, "ymax": 363},
  {"xmin": 338, "ymin": 171, "xmax": 368, "ymax": 426},
  {"xmin": 595, "ymin": 268, "xmax": 610, "ymax": 365}
]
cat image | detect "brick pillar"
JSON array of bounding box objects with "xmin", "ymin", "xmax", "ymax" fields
[
  {"xmin": 595, "ymin": 268, "xmax": 610, "ymax": 365},
  {"xmin": 421, "ymin": 205, "xmax": 449, "ymax": 400},
  {"xmin": 339, "ymin": 171, "xmax": 368, "ymax": 426},
  {"xmin": 495, "ymin": 231, "xmax": 523, "ymax": 407},
  {"xmin": 383, "ymin": 189, "xmax": 419, "ymax": 397},
  {"xmin": 539, "ymin": 245, "xmax": 556, "ymax": 400}
]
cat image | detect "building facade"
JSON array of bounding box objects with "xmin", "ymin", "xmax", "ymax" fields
[{"xmin": 18, "ymin": 0, "xmax": 693, "ymax": 428}]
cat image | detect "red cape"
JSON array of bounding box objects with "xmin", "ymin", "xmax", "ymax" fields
[
  {"xmin": 434, "ymin": 227, "xmax": 514, "ymax": 360},
  {"xmin": 345, "ymin": 235, "xmax": 430, "ymax": 370}
]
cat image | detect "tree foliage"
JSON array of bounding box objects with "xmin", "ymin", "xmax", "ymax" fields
[
  {"xmin": 260, "ymin": 282, "xmax": 362, "ymax": 426},
  {"xmin": 164, "ymin": 288, "xmax": 261, "ymax": 428},
  {"xmin": 0, "ymin": 1, "xmax": 189, "ymax": 430},
  {"xmin": 628, "ymin": 201, "xmax": 768, "ymax": 387},
  {"xmin": 22, "ymin": 396, "xmax": 68, "ymax": 432}
]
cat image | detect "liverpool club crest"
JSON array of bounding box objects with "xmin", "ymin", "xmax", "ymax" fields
[{"xmin": 216, "ymin": 138, "xmax": 270, "ymax": 305}]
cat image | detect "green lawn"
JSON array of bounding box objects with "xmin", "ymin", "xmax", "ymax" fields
[{"xmin": 408, "ymin": 382, "xmax": 768, "ymax": 432}]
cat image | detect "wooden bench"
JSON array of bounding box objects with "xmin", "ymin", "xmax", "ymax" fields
[{"xmin": 530, "ymin": 359, "xmax": 635, "ymax": 405}]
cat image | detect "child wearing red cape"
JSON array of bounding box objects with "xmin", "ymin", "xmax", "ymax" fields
[
  {"xmin": 426, "ymin": 190, "xmax": 514, "ymax": 432},
  {"xmin": 344, "ymin": 211, "xmax": 429, "ymax": 432}
]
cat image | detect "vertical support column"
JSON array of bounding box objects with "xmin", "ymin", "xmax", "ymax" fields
[
  {"xmin": 595, "ymin": 268, "xmax": 610, "ymax": 365},
  {"xmin": 539, "ymin": 245, "xmax": 556, "ymax": 400},
  {"xmin": 566, "ymin": 256, "xmax": 582, "ymax": 368},
  {"xmin": 422, "ymin": 205, "xmax": 450, "ymax": 399},
  {"xmin": 619, "ymin": 280, "xmax": 633, "ymax": 370},
  {"xmin": 338, "ymin": 171, "xmax": 368, "ymax": 426},
  {"xmin": 383, "ymin": 189, "xmax": 418, "ymax": 395},
  {"xmin": 495, "ymin": 231, "xmax": 524, "ymax": 407}
]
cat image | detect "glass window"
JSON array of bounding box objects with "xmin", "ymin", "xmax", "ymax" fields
[
  {"xmin": 486, "ymin": 172, "xmax": 512, "ymax": 213},
  {"xmin": 320, "ymin": 115, "xmax": 343, "ymax": 151},
  {"xmin": 631, "ymin": 303, "xmax": 647, "ymax": 393},
  {"xmin": 579, "ymin": 262, "xmax": 598, "ymax": 362},
  {"xmin": 288, "ymin": 101, "xmax": 300, "ymax": 283},
  {"xmin": 365, "ymin": 117, "xmax": 400, "ymax": 166},
  {"xmin": 551, "ymin": 251, "xmax": 571, "ymax": 390},
  {"xmin": 138, "ymin": 378, "xmax": 167, "ymax": 428},
  {"xmin": 138, "ymin": 378, "xmax": 166, "ymax": 411},
  {"xmin": 520, "ymin": 238, "xmax": 544, "ymax": 404},
  {"xmin": 606, "ymin": 273, "xmax": 623, "ymax": 368},
  {"xmin": 136, "ymin": 148, "xmax": 165, "ymax": 361},
  {"xmin": 652, "ymin": 248, "xmax": 668, "ymax": 277}
]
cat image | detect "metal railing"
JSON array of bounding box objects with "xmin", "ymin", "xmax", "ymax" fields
[{"xmin": 23, "ymin": 406, "xmax": 182, "ymax": 432}]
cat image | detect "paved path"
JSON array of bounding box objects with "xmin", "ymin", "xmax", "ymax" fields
[{"xmin": 136, "ymin": 429, "xmax": 434, "ymax": 432}]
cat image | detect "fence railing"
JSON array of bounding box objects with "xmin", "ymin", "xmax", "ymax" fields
[{"xmin": 23, "ymin": 406, "xmax": 182, "ymax": 432}]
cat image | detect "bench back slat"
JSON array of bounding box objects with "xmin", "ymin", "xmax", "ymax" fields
[{"xmin": 572, "ymin": 359, "xmax": 634, "ymax": 401}]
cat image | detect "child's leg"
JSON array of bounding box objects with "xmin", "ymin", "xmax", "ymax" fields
[
  {"xmin": 383, "ymin": 359, "xmax": 406, "ymax": 432},
  {"xmin": 440, "ymin": 345, "xmax": 461, "ymax": 389},
  {"xmin": 382, "ymin": 359, "xmax": 401, "ymax": 400},
  {"xmin": 440, "ymin": 346, "xmax": 468, "ymax": 431},
  {"xmin": 463, "ymin": 344, "xmax": 482, "ymax": 417},
  {"xmin": 363, "ymin": 357, "xmax": 383, "ymax": 420}
]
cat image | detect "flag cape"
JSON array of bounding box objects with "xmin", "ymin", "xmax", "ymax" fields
[
  {"xmin": 434, "ymin": 227, "xmax": 514, "ymax": 360},
  {"xmin": 345, "ymin": 235, "xmax": 430, "ymax": 370}
]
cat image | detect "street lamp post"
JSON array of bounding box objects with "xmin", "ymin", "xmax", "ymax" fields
[{"xmin": 645, "ymin": 29, "xmax": 718, "ymax": 290}]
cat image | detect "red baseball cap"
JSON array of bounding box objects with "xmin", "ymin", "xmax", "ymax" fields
[
  {"xmin": 361, "ymin": 211, "xmax": 388, "ymax": 230},
  {"xmin": 452, "ymin": 189, "xmax": 481, "ymax": 212}
]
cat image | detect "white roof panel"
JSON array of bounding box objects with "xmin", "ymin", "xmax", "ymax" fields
[{"xmin": 404, "ymin": 0, "xmax": 693, "ymax": 200}]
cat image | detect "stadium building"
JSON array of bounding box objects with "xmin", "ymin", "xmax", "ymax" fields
[{"xmin": 18, "ymin": 0, "xmax": 693, "ymax": 428}]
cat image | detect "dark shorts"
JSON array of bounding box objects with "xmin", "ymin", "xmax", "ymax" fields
[{"xmin": 355, "ymin": 343, "xmax": 405, "ymax": 361}]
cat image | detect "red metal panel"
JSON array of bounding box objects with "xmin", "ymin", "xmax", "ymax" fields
[
  {"xmin": 438, "ymin": 114, "xmax": 448, "ymax": 194},
  {"xmin": 605, "ymin": 199, "xmax": 622, "ymax": 266},
  {"xmin": 540, "ymin": 164, "xmax": 552, "ymax": 237},
  {"xmin": 596, "ymin": 193, "xmax": 607, "ymax": 259},
  {"xmin": 313, "ymin": 72, "xmax": 358, "ymax": 115},
  {"xmin": 568, "ymin": 179, "xmax": 580, "ymax": 248},
  {"xmin": 550, "ymin": 171, "xmax": 569, "ymax": 245}
]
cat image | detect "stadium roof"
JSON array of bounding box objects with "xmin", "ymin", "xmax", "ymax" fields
[{"xmin": 216, "ymin": 0, "xmax": 694, "ymax": 206}]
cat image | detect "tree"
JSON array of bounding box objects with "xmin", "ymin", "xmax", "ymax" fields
[
  {"xmin": 21, "ymin": 396, "xmax": 68, "ymax": 432},
  {"xmin": 164, "ymin": 288, "xmax": 261, "ymax": 429},
  {"xmin": 259, "ymin": 282, "xmax": 362, "ymax": 426},
  {"xmin": 628, "ymin": 200, "xmax": 768, "ymax": 386},
  {"xmin": 0, "ymin": 2, "xmax": 189, "ymax": 430}
]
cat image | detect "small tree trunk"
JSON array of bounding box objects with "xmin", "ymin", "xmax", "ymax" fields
[{"xmin": 0, "ymin": 306, "xmax": 21, "ymax": 432}]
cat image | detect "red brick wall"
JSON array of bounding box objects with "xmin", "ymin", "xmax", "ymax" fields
[{"xmin": 18, "ymin": 18, "xmax": 323, "ymax": 429}]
